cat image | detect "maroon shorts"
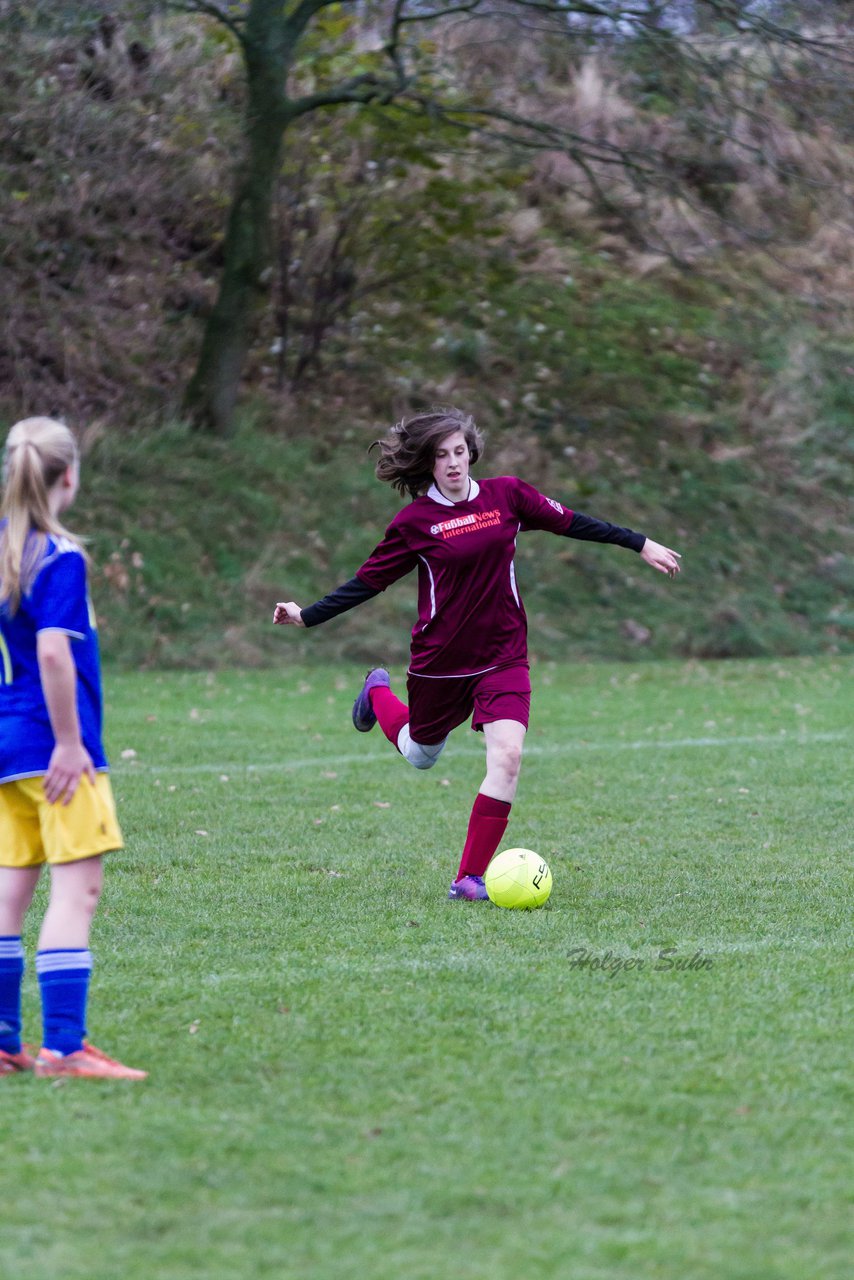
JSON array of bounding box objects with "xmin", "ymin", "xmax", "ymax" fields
[{"xmin": 407, "ymin": 664, "xmax": 531, "ymax": 745}]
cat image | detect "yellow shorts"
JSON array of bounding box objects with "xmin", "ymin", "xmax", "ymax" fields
[{"xmin": 0, "ymin": 773, "xmax": 123, "ymax": 868}]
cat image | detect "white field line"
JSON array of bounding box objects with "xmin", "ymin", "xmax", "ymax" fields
[{"xmin": 113, "ymin": 729, "xmax": 851, "ymax": 775}]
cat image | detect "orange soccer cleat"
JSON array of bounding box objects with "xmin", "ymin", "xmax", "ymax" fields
[
  {"xmin": 0, "ymin": 1045, "xmax": 36, "ymax": 1074},
  {"xmin": 34, "ymin": 1042, "xmax": 148, "ymax": 1080}
]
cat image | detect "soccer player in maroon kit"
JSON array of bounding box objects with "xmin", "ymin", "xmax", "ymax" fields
[{"xmin": 274, "ymin": 408, "xmax": 681, "ymax": 900}]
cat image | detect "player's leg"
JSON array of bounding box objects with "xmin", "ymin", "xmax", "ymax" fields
[
  {"xmin": 449, "ymin": 667, "xmax": 530, "ymax": 901},
  {"xmin": 449, "ymin": 719, "xmax": 526, "ymax": 900},
  {"xmin": 0, "ymin": 865, "xmax": 41, "ymax": 934},
  {"xmin": 31, "ymin": 776, "xmax": 146, "ymax": 1079},
  {"xmin": 480, "ymin": 717, "xmax": 526, "ymax": 803},
  {"xmin": 0, "ymin": 781, "xmax": 44, "ymax": 1071},
  {"xmin": 352, "ymin": 668, "xmax": 403, "ymax": 735},
  {"xmin": 353, "ymin": 667, "xmax": 454, "ymax": 770},
  {"xmin": 36, "ymin": 853, "xmax": 103, "ymax": 1057},
  {"xmin": 395, "ymin": 724, "xmax": 447, "ymax": 769},
  {"xmin": 38, "ymin": 852, "xmax": 103, "ymax": 947},
  {"xmin": 0, "ymin": 865, "xmax": 41, "ymax": 1071}
]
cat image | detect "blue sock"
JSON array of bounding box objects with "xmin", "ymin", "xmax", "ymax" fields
[
  {"xmin": 0, "ymin": 936, "xmax": 25, "ymax": 1054},
  {"xmin": 36, "ymin": 949, "xmax": 93, "ymax": 1056}
]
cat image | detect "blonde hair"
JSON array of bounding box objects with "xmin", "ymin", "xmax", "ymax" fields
[{"xmin": 1, "ymin": 416, "xmax": 82, "ymax": 613}]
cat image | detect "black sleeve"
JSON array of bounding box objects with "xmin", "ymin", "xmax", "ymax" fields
[
  {"xmin": 567, "ymin": 511, "xmax": 646, "ymax": 553},
  {"xmin": 300, "ymin": 576, "xmax": 381, "ymax": 628}
]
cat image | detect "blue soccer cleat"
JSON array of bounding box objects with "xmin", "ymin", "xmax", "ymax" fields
[
  {"xmin": 352, "ymin": 667, "xmax": 391, "ymax": 732},
  {"xmin": 448, "ymin": 874, "xmax": 489, "ymax": 901}
]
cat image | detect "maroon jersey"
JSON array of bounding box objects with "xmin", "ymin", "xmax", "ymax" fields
[{"xmin": 354, "ymin": 477, "xmax": 641, "ymax": 677}]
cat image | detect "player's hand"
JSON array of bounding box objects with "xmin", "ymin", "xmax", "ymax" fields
[
  {"xmin": 44, "ymin": 741, "xmax": 97, "ymax": 806},
  {"xmin": 640, "ymin": 539, "xmax": 682, "ymax": 578},
  {"xmin": 273, "ymin": 601, "xmax": 305, "ymax": 627}
]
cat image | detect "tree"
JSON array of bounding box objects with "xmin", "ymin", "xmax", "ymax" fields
[
  {"xmin": 176, "ymin": 0, "xmax": 849, "ymax": 433},
  {"xmin": 268, "ymin": 107, "xmax": 508, "ymax": 391}
]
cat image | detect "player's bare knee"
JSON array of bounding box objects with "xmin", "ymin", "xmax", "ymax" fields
[
  {"xmin": 82, "ymin": 880, "xmax": 102, "ymax": 915},
  {"xmin": 76, "ymin": 887, "xmax": 101, "ymax": 921},
  {"xmin": 494, "ymin": 742, "xmax": 522, "ymax": 785},
  {"xmin": 52, "ymin": 878, "xmax": 102, "ymax": 919}
]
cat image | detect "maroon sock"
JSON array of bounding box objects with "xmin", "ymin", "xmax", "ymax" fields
[
  {"xmin": 370, "ymin": 685, "xmax": 409, "ymax": 749},
  {"xmin": 456, "ymin": 793, "xmax": 511, "ymax": 879}
]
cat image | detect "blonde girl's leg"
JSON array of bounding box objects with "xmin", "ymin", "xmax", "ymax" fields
[
  {"xmin": 39, "ymin": 854, "xmax": 103, "ymax": 950},
  {"xmin": 0, "ymin": 866, "xmax": 41, "ymax": 1059},
  {"xmin": 0, "ymin": 864, "xmax": 41, "ymax": 934},
  {"xmin": 36, "ymin": 855, "xmax": 103, "ymax": 1056}
]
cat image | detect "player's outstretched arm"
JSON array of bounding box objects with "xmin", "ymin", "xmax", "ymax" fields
[
  {"xmin": 273, "ymin": 601, "xmax": 306, "ymax": 627},
  {"xmin": 274, "ymin": 577, "xmax": 382, "ymax": 630},
  {"xmin": 639, "ymin": 539, "xmax": 682, "ymax": 578}
]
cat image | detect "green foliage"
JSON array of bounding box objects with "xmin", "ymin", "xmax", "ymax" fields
[
  {"xmin": 293, "ymin": 4, "xmax": 390, "ymax": 90},
  {"xmin": 265, "ymin": 104, "xmax": 511, "ymax": 388},
  {"xmin": 3, "ymin": 658, "xmax": 852, "ymax": 1277},
  {"xmin": 0, "ymin": 9, "xmax": 241, "ymax": 422},
  {"xmin": 619, "ymin": 26, "xmax": 699, "ymax": 112},
  {"xmin": 1, "ymin": 3, "xmax": 114, "ymax": 37},
  {"xmin": 75, "ymin": 263, "xmax": 854, "ymax": 670},
  {"xmin": 1, "ymin": 7, "xmax": 853, "ymax": 660}
]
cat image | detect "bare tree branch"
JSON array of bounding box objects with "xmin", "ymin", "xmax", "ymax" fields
[
  {"xmin": 181, "ymin": 0, "xmax": 854, "ymax": 430},
  {"xmin": 289, "ymin": 73, "xmax": 407, "ymax": 117},
  {"xmin": 284, "ymin": 0, "xmax": 352, "ymax": 41},
  {"xmin": 169, "ymin": 1, "xmax": 247, "ymax": 44}
]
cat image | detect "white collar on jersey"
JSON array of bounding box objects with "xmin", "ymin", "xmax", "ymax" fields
[{"xmin": 427, "ymin": 479, "xmax": 480, "ymax": 507}]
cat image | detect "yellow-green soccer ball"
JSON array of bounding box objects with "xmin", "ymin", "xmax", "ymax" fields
[{"xmin": 485, "ymin": 848, "xmax": 552, "ymax": 909}]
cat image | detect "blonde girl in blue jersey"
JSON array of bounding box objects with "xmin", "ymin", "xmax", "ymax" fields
[{"xmin": 0, "ymin": 417, "xmax": 145, "ymax": 1079}]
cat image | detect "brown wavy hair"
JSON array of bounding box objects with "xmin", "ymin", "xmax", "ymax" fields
[
  {"xmin": 1, "ymin": 417, "xmax": 83, "ymax": 613},
  {"xmin": 370, "ymin": 408, "xmax": 485, "ymax": 498}
]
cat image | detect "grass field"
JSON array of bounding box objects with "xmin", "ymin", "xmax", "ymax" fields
[{"xmin": 2, "ymin": 656, "xmax": 851, "ymax": 1280}]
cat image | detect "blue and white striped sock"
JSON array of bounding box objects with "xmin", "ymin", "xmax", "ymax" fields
[
  {"xmin": 36, "ymin": 949, "xmax": 94, "ymax": 1056},
  {"xmin": 0, "ymin": 936, "xmax": 25, "ymax": 1054}
]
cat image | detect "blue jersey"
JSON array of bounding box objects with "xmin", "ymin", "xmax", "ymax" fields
[{"xmin": 0, "ymin": 529, "xmax": 107, "ymax": 783}]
